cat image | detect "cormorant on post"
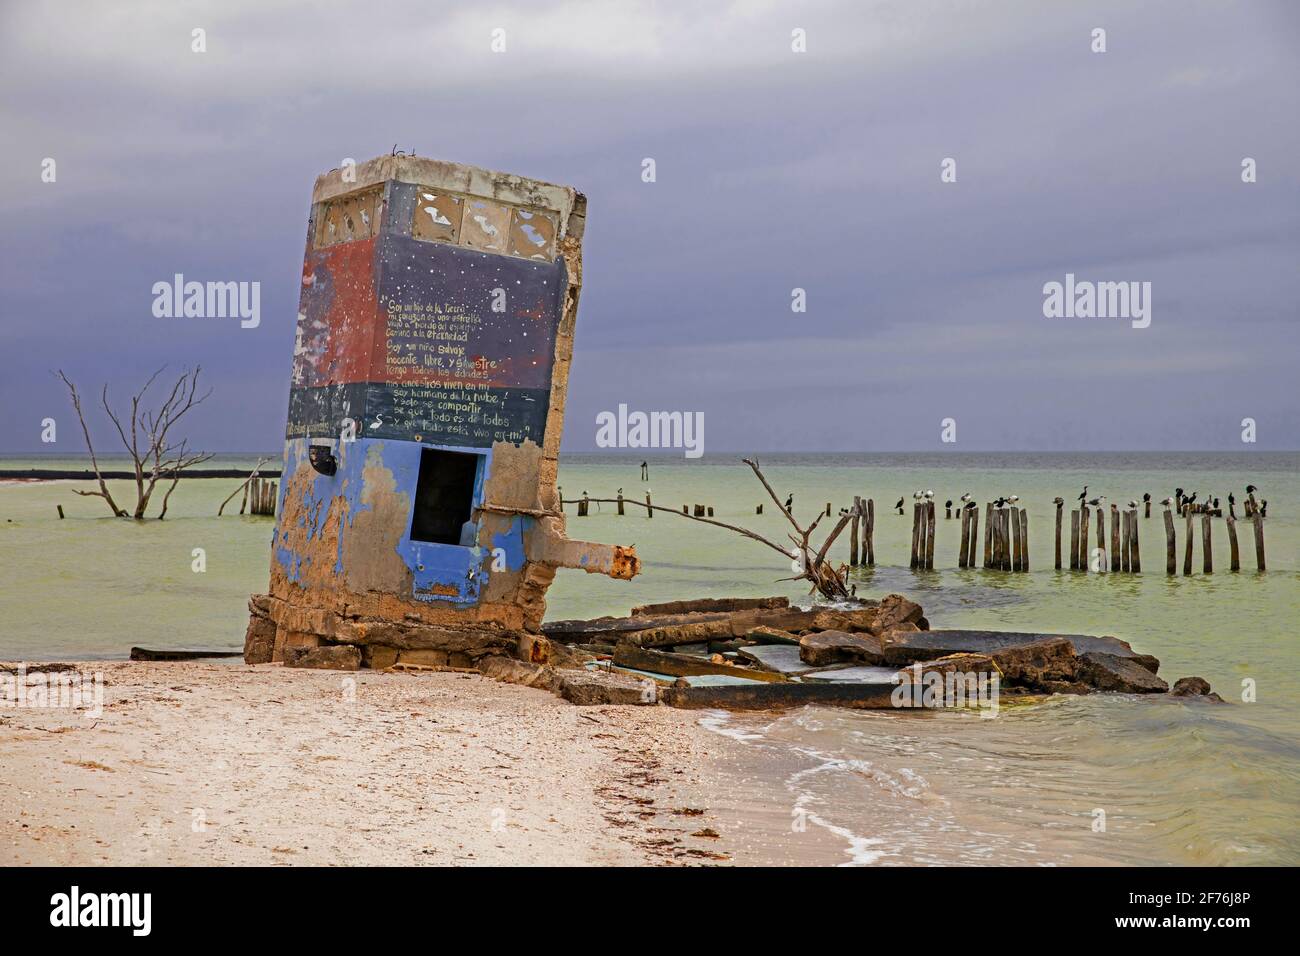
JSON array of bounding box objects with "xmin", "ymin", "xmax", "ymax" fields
[
  {"xmin": 894, "ymin": 497, "xmax": 905, "ymax": 514},
  {"xmin": 1246, "ymin": 484, "xmax": 1258, "ymax": 495},
  {"xmin": 1077, "ymin": 485, "xmax": 1089, "ymax": 505},
  {"xmin": 784, "ymin": 493, "xmax": 793, "ymax": 512},
  {"xmin": 944, "ymin": 500, "xmax": 953, "ymax": 509}
]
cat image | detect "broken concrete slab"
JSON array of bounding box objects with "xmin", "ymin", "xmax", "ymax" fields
[
  {"xmin": 1076, "ymin": 652, "xmax": 1169, "ymax": 694},
  {"xmin": 631, "ymin": 596, "xmax": 789, "ymax": 616},
  {"xmin": 894, "ymin": 653, "xmax": 997, "ymax": 682},
  {"xmin": 556, "ymin": 668, "xmax": 656, "ymax": 706},
  {"xmin": 744, "ymin": 626, "xmax": 802, "ymax": 646},
  {"xmin": 799, "ymin": 665, "xmax": 899, "ymax": 684},
  {"xmin": 284, "ymin": 645, "xmax": 361, "ymax": 671},
  {"xmin": 869, "ymin": 594, "xmax": 925, "ymax": 635},
  {"xmin": 878, "ymin": 629, "xmax": 1156, "ymax": 671},
  {"xmin": 799, "ymin": 630, "xmax": 886, "ymax": 667},
  {"xmin": 613, "ymin": 644, "xmax": 788, "ymax": 682},
  {"xmin": 987, "ymin": 638, "xmax": 1079, "ymax": 688},
  {"xmin": 734, "ymin": 644, "xmax": 817, "ymax": 675},
  {"xmin": 660, "ymin": 681, "xmax": 900, "ymax": 710}
]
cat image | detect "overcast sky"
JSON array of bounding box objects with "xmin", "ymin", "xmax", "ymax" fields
[{"xmin": 2, "ymin": 0, "xmax": 1296, "ymax": 454}]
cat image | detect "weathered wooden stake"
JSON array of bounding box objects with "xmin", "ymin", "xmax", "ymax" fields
[
  {"xmin": 1110, "ymin": 505, "xmax": 1120, "ymax": 574},
  {"xmin": 866, "ymin": 498, "xmax": 875, "ymax": 567},
  {"xmin": 1120, "ymin": 511, "xmax": 1130, "ymax": 573},
  {"xmin": 1183, "ymin": 512, "xmax": 1194, "ymax": 575},
  {"xmin": 617, "ymin": 493, "xmax": 624, "ymax": 516},
  {"xmin": 1163, "ymin": 509, "xmax": 1176, "ymax": 575},
  {"xmin": 1020, "ymin": 508, "xmax": 1029, "ymax": 571},
  {"xmin": 910, "ymin": 502, "xmax": 921, "ymax": 569},
  {"xmin": 646, "ymin": 493, "xmax": 653, "ymax": 518},
  {"xmin": 1201, "ymin": 513, "xmax": 1212, "ymax": 574},
  {"xmin": 707, "ymin": 506, "xmax": 714, "ymax": 517},
  {"xmin": 958, "ymin": 504, "xmax": 970, "ymax": 568},
  {"xmin": 1079, "ymin": 506, "xmax": 1090, "ymax": 573},
  {"xmin": 1095, "ymin": 507, "xmax": 1106, "ymax": 571},
  {"xmin": 1010, "ymin": 507, "xmax": 1022, "ymax": 571},
  {"xmin": 755, "ymin": 503, "xmax": 762, "ymax": 515},
  {"xmin": 965, "ymin": 505, "xmax": 976, "ymax": 569},
  {"xmin": 826, "ymin": 502, "xmax": 832, "ymax": 517},
  {"xmin": 1130, "ymin": 509, "xmax": 1140, "ymax": 572},
  {"xmin": 985, "ymin": 503, "xmax": 994, "ymax": 569},
  {"xmin": 849, "ymin": 496, "xmax": 860, "ymax": 566},
  {"xmin": 925, "ymin": 501, "xmax": 936, "ymax": 570},
  {"xmin": 1252, "ymin": 514, "xmax": 1265, "ymax": 571},
  {"xmin": 1054, "ymin": 501, "xmax": 1063, "ymax": 570},
  {"xmin": 1069, "ymin": 510, "xmax": 1080, "ymax": 571},
  {"xmin": 1226, "ymin": 515, "xmax": 1240, "ymax": 572}
]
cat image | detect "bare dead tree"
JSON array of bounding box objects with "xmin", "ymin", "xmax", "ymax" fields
[
  {"xmin": 56, "ymin": 367, "xmax": 214, "ymax": 519},
  {"xmin": 575, "ymin": 458, "xmax": 853, "ymax": 602}
]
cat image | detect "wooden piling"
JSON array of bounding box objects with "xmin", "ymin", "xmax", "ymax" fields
[
  {"xmin": 646, "ymin": 493, "xmax": 653, "ymax": 518},
  {"xmin": 1119, "ymin": 510, "xmax": 1129, "ymax": 572},
  {"xmin": 617, "ymin": 493, "xmax": 625, "ymax": 516},
  {"xmin": 866, "ymin": 498, "xmax": 875, "ymax": 567},
  {"xmin": 1020, "ymin": 508, "xmax": 1029, "ymax": 571},
  {"xmin": 1163, "ymin": 509, "xmax": 1175, "ymax": 575},
  {"xmin": 1144, "ymin": 500, "xmax": 1151, "ymax": 519},
  {"xmin": 1095, "ymin": 507, "xmax": 1106, "ymax": 571},
  {"xmin": 849, "ymin": 497, "xmax": 860, "ymax": 566},
  {"xmin": 1252, "ymin": 514, "xmax": 1265, "ymax": 571},
  {"xmin": 910, "ymin": 503, "xmax": 921, "ymax": 569},
  {"xmin": 1109, "ymin": 505, "xmax": 1120, "ymax": 574},
  {"xmin": 1054, "ymin": 501, "xmax": 1063, "ymax": 570},
  {"xmin": 1183, "ymin": 512, "xmax": 1194, "ymax": 575},
  {"xmin": 707, "ymin": 506, "xmax": 714, "ymax": 517},
  {"xmin": 985, "ymin": 503, "xmax": 994, "ymax": 569},
  {"xmin": 826, "ymin": 502, "xmax": 832, "ymax": 517},
  {"xmin": 958, "ymin": 504, "xmax": 970, "ymax": 568},
  {"xmin": 925, "ymin": 501, "xmax": 936, "ymax": 570},
  {"xmin": 1130, "ymin": 509, "xmax": 1140, "ymax": 572},
  {"xmin": 1226, "ymin": 515, "xmax": 1240, "ymax": 572},
  {"xmin": 1201, "ymin": 513, "xmax": 1212, "ymax": 574},
  {"xmin": 57, "ymin": 504, "xmax": 65, "ymax": 519},
  {"xmin": 1069, "ymin": 510, "xmax": 1080, "ymax": 570},
  {"xmin": 1079, "ymin": 507, "xmax": 1090, "ymax": 572},
  {"xmin": 755, "ymin": 503, "xmax": 762, "ymax": 515},
  {"xmin": 1010, "ymin": 507, "xmax": 1022, "ymax": 571}
]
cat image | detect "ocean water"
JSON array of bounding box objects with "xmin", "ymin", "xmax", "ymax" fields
[{"xmin": 1, "ymin": 451, "xmax": 1296, "ymax": 865}]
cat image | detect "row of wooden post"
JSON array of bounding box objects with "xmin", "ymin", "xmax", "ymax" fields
[
  {"xmin": 909, "ymin": 501, "xmax": 936, "ymax": 569},
  {"xmin": 848, "ymin": 497, "xmax": 875, "ymax": 567},
  {"xmin": 974, "ymin": 504, "xmax": 1028, "ymax": 571},
  {"xmin": 245, "ymin": 477, "xmax": 276, "ymax": 516},
  {"xmin": 1053, "ymin": 501, "xmax": 1265, "ymax": 573}
]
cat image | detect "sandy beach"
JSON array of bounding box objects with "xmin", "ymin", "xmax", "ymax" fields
[{"xmin": 0, "ymin": 661, "xmax": 743, "ymax": 866}]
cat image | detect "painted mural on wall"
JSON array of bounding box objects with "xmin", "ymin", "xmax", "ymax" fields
[{"xmin": 286, "ymin": 181, "xmax": 565, "ymax": 449}]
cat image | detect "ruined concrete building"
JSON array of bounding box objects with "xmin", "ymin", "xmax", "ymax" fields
[{"xmin": 244, "ymin": 156, "xmax": 638, "ymax": 670}]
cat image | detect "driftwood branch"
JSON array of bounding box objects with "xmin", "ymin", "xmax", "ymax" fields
[
  {"xmin": 579, "ymin": 457, "xmax": 851, "ymax": 601},
  {"xmin": 218, "ymin": 457, "xmax": 272, "ymax": 516}
]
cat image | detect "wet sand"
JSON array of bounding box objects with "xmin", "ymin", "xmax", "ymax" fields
[{"xmin": 0, "ymin": 662, "xmax": 751, "ymax": 866}]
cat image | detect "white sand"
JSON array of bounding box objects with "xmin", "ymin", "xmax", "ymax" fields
[{"xmin": 0, "ymin": 661, "xmax": 736, "ymax": 866}]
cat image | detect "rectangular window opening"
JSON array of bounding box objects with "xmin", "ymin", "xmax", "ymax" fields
[{"xmin": 410, "ymin": 449, "xmax": 480, "ymax": 545}]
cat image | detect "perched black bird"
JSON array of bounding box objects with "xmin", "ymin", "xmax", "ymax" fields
[
  {"xmin": 1246, "ymin": 484, "xmax": 1258, "ymax": 495},
  {"xmin": 1142, "ymin": 492, "xmax": 1151, "ymax": 503},
  {"xmin": 1213, "ymin": 497, "xmax": 1220, "ymax": 510},
  {"xmin": 1077, "ymin": 485, "xmax": 1088, "ymax": 504},
  {"xmin": 994, "ymin": 496, "xmax": 1008, "ymax": 508},
  {"xmin": 894, "ymin": 497, "xmax": 904, "ymax": 514},
  {"xmin": 784, "ymin": 493, "xmax": 793, "ymax": 512},
  {"xmin": 944, "ymin": 500, "xmax": 953, "ymax": 508}
]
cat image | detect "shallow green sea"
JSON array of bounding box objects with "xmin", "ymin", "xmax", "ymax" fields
[{"xmin": 2, "ymin": 451, "xmax": 1296, "ymax": 864}]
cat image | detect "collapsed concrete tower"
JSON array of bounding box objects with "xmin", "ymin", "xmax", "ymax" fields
[{"xmin": 244, "ymin": 155, "xmax": 638, "ymax": 669}]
